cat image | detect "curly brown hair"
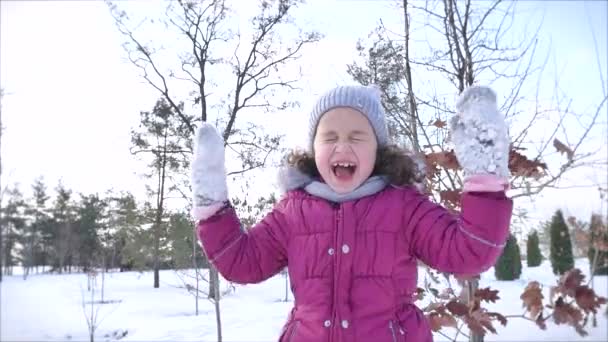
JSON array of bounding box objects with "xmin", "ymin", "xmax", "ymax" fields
[{"xmin": 285, "ymin": 145, "xmax": 423, "ymax": 187}]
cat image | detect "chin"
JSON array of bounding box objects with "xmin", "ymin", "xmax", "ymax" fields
[{"xmin": 329, "ymin": 180, "xmax": 364, "ymax": 194}]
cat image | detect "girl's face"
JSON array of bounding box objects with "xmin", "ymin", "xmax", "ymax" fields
[{"xmin": 313, "ymin": 107, "xmax": 378, "ymax": 194}]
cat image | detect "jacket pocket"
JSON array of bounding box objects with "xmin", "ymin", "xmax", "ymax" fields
[{"xmin": 389, "ymin": 320, "xmax": 407, "ymax": 342}]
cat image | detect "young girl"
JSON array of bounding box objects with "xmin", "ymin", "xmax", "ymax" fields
[{"xmin": 191, "ymin": 85, "xmax": 513, "ymax": 342}]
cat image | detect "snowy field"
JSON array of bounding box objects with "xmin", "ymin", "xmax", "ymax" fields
[{"xmin": 2, "ymin": 258, "xmax": 606, "ymax": 342}]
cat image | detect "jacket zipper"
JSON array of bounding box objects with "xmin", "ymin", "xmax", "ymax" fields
[{"xmin": 330, "ymin": 203, "xmax": 342, "ymax": 342}]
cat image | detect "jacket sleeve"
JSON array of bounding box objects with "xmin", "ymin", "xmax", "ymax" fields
[
  {"xmin": 196, "ymin": 198, "xmax": 291, "ymax": 284},
  {"xmin": 402, "ymin": 188, "xmax": 513, "ymax": 275}
]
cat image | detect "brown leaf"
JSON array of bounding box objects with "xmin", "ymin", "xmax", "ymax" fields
[
  {"xmin": 432, "ymin": 118, "xmax": 447, "ymax": 128},
  {"xmin": 487, "ymin": 312, "xmax": 508, "ymax": 326},
  {"xmin": 427, "ymin": 312, "xmax": 459, "ymax": 332},
  {"xmin": 575, "ymin": 286, "xmax": 606, "ymax": 314},
  {"xmin": 446, "ymin": 299, "xmax": 469, "ymax": 316},
  {"xmin": 553, "ymin": 297, "xmax": 583, "ymax": 325},
  {"xmin": 535, "ymin": 312, "xmax": 547, "ymax": 330},
  {"xmin": 440, "ymin": 314, "xmax": 458, "ymax": 329},
  {"xmin": 553, "ymin": 138, "xmax": 574, "ymax": 160},
  {"xmin": 424, "ymin": 301, "xmax": 446, "ymax": 313},
  {"xmin": 425, "ymin": 150, "xmax": 460, "ymax": 170},
  {"xmin": 476, "ymin": 287, "xmax": 500, "ymax": 303},
  {"xmin": 440, "ymin": 190, "xmax": 461, "ymax": 208},
  {"xmin": 427, "ymin": 313, "xmax": 443, "ymax": 332},
  {"xmin": 465, "ymin": 310, "xmax": 496, "ymax": 336},
  {"xmin": 509, "ymin": 149, "xmax": 548, "ymax": 179},
  {"xmin": 575, "ymin": 287, "xmax": 596, "ymax": 313},
  {"xmin": 415, "ymin": 287, "xmax": 425, "ymax": 301},
  {"xmin": 521, "ymin": 281, "xmax": 544, "ymax": 318},
  {"xmin": 560, "ymin": 269, "xmax": 586, "ymax": 297},
  {"xmin": 464, "ymin": 315, "xmax": 486, "ymax": 337}
]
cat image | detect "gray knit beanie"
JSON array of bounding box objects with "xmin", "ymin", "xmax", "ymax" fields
[{"xmin": 307, "ymin": 85, "xmax": 389, "ymax": 152}]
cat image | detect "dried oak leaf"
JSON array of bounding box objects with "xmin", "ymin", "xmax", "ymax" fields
[
  {"xmin": 521, "ymin": 281, "xmax": 544, "ymax": 319},
  {"xmin": 559, "ymin": 268, "xmax": 586, "ymax": 297},
  {"xmin": 446, "ymin": 299, "xmax": 469, "ymax": 316},
  {"xmin": 440, "ymin": 190, "xmax": 461, "ymax": 208},
  {"xmin": 427, "ymin": 312, "xmax": 457, "ymax": 332},
  {"xmin": 535, "ymin": 312, "xmax": 547, "ymax": 330},
  {"xmin": 465, "ymin": 310, "xmax": 497, "ymax": 336},
  {"xmin": 509, "ymin": 149, "xmax": 547, "ymax": 179},
  {"xmin": 431, "ymin": 118, "xmax": 447, "ymax": 128},
  {"xmin": 415, "ymin": 287, "xmax": 426, "ymax": 301},
  {"xmin": 427, "ymin": 313, "xmax": 442, "ymax": 332},
  {"xmin": 425, "ymin": 150, "xmax": 460, "ymax": 170},
  {"xmin": 575, "ymin": 286, "xmax": 607, "ymax": 314},
  {"xmin": 487, "ymin": 312, "xmax": 508, "ymax": 326},
  {"xmin": 424, "ymin": 301, "xmax": 446, "ymax": 313},
  {"xmin": 553, "ymin": 138, "xmax": 574, "ymax": 161},
  {"xmin": 553, "ymin": 297, "xmax": 583, "ymax": 325},
  {"xmin": 476, "ymin": 287, "xmax": 500, "ymax": 303}
]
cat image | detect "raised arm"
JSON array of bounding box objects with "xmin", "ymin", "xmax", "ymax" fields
[
  {"xmin": 190, "ymin": 123, "xmax": 289, "ymax": 284},
  {"xmin": 196, "ymin": 200, "xmax": 290, "ymax": 284},
  {"xmin": 403, "ymin": 189, "xmax": 512, "ymax": 275},
  {"xmin": 406, "ymin": 86, "xmax": 513, "ymax": 275}
]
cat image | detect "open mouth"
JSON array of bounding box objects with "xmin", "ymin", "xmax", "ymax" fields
[{"xmin": 331, "ymin": 162, "xmax": 357, "ymax": 179}]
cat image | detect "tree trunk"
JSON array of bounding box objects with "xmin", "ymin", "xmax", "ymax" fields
[
  {"xmin": 402, "ymin": 0, "xmax": 420, "ymax": 153},
  {"xmin": 214, "ymin": 271, "xmax": 222, "ymax": 342},
  {"xmin": 153, "ymin": 128, "xmax": 169, "ymax": 289},
  {"xmin": 101, "ymin": 254, "xmax": 106, "ymax": 303},
  {"xmin": 209, "ymin": 267, "xmax": 219, "ymax": 299},
  {"xmin": 466, "ymin": 279, "xmax": 483, "ymax": 342},
  {"xmin": 192, "ymin": 227, "xmax": 200, "ymax": 315}
]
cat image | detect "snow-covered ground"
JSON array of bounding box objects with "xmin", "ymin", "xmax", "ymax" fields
[{"xmin": 2, "ymin": 258, "xmax": 606, "ymax": 341}]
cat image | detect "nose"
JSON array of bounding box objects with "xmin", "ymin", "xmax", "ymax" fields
[{"xmin": 333, "ymin": 141, "xmax": 353, "ymax": 153}]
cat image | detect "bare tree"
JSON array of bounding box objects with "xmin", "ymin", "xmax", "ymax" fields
[
  {"xmin": 108, "ymin": 1, "xmax": 319, "ymax": 340},
  {"xmin": 81, "ymin": 270, "xmax": 122, "ymax": 342},
  {"xmin": 348, "ymin": 0, "xmax": 606, "ymax": 340}
]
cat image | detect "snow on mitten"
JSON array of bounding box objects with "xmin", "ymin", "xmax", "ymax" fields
[
  {"xmin": 191, "ymin": 123, "xmax": 229, "ymax": 221},
  {"xmin": 450, "ymin": 86, "xmax": 510, "ymax": 192}
]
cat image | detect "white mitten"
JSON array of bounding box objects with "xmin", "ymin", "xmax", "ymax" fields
[
  {"xmin": 191, "ymin": 123, "xmax": 229, "ymax": 220},
  {"xmin": 450, "ymin": 86, "xmax": 510, "ymax": 191}
]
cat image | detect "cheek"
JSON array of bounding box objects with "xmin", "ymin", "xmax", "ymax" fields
[
  {"xmin": 356, "ymin": 145, "xmax": 377, "ymax": 172},
  {"xmin": 313, "ymin": 145, "xmax": 332, "ymax": 171}
]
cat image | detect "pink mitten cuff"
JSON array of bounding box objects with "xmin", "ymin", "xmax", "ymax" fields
[
  {"xmin": 191, "ymin": 202, "xmax": 227, "ymax": 222},
  {"xmin": 463, "ymin": 174, "xmax": 510, "ymax": 193}
]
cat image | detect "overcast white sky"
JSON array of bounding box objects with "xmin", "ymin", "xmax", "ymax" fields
[{"xmin": 1, "ymin": 0, "xmax": 607, "ymax": 226}]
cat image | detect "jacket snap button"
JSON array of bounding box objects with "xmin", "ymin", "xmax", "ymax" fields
[
  {"xmin": 328, "ymin": 248, "xmax": 335, "ymax": 255},
  {"xmin": 341, "ymin": 319, "xmax": 349, "ymax": 328},
  {"xmin": 323, "ymin": 320, "xmax": 331, "ymax": 328},
  {"xmin": 341, "ymin": 244, "xmax": 350, "ymax": 254}
]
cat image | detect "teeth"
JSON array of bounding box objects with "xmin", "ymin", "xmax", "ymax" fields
[{"xmin": 332, "ymin": 162, "xmax": 355, "ymax": 168}]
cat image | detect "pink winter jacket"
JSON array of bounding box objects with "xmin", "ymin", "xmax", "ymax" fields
[{"xmin": 196, "ymin": 186, "xmax": 512, "ymax": 342}]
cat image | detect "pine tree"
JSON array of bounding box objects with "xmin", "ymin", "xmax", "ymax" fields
[
  {"xmin": 75, "ymin": 194, "xmax": 107, "ymax": 271},
  {"xmin": 526, "ymin": 230, "xmax": 543, "ymax": 267},
  {"xmin": 588, "ymin": 214, "xmax": 608, "ymax": 275},
  {"xmin": 494, "ymin": 234, "xmax": 522, "ymax": 280},
  {"xmin": 1, "ymin": 186, "xmax": 27, "ymax": 276},
  {"xmin": 549, "ymin": 209, "xmax": 574, "ymax": 275}
]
